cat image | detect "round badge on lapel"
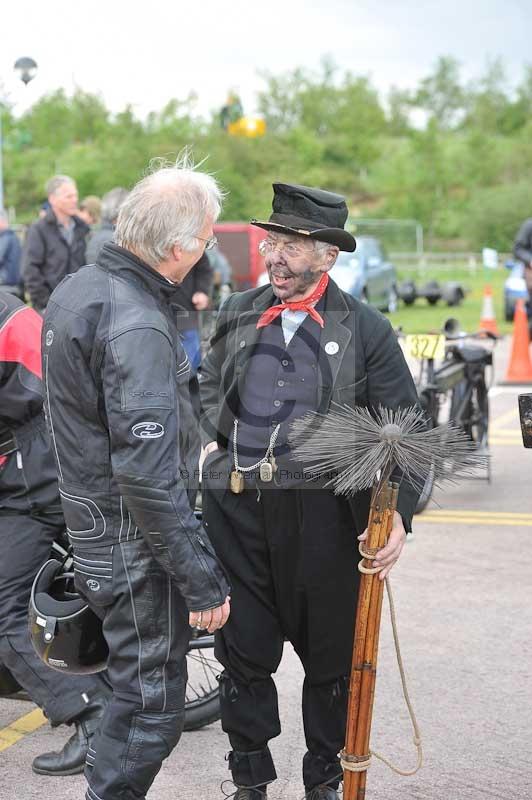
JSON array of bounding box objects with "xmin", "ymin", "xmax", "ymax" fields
[{"xmin": 325, "ymin": 341, "xmax": 339, "ymax": 355}]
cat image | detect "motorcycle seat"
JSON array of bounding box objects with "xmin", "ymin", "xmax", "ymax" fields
[{"xmin": 449, "ymin": 345, "xmax": 492, "ymax": 365}]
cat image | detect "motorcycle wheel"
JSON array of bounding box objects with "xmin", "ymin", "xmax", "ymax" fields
[
  {"xmin": 51, "ymin": 536, "xmax": 222, "ymax": 731},
  {"xmin": 415, "ymin": 390, "xmax": 437, "ymax": 514},
  {"xmin": 415, "ymin": 462, "xmax": 436, "ymax": 513},
  {"xmin": 183, "ymin": 632, "xmax": 221, "ymax": 731}
]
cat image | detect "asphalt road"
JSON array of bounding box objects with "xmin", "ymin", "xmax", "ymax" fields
[{"xmin": 1, "ymin": 339, "xmax": 532, "ymax": 800}]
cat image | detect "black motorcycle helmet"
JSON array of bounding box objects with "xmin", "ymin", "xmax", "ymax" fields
[{"xmin": 29, "ymin": 559, "xmax": 108, "ymax": 675}]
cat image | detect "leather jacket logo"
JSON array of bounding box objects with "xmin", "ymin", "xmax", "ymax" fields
[{"xmin": 131, "ymin": 422, "xmax": 165, "ymax": 439}]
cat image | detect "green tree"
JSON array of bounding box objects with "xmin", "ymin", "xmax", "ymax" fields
[
  {"xmin": 463, "ymin": 58, "xmax": 511, "ymax": 133},
  {"xmin": 464, "ymin": 180, "xmax": 532, "ymax": 251},
  {"xmin": 412, "ymin": 56, "xmax": 466, "ymax": 129},
  {"xmin": 257, "ymin": 58, "xmax": 386, "ymax": 180},
  {"xmin": 387, "ymin": 86, "xmax": 413, "ymax": 136},
  {"xmin": 497, "ymin": 64, "xmax": 532, "ymax": 133},
  {"xmin": 2, "ymin": 55, "xmax": 532, "ymax": 251}
]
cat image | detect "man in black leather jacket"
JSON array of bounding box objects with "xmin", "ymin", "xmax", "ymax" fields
[
  {"xmin": 43, "ymin": 158, "xmax": 230, "ymax": 800},
  {"xmin": 0, "ymin": 290, "xmax": 108, "ymax": 776}
]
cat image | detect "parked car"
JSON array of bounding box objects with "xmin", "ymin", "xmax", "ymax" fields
[
  {"xmin": 257, "ymin": 235, "xmax": 398, "ymax": 313},
  {"xmin": 504, "ymin": 259, "xmax": 529, "ymax": 321},
  {"xmin": 328, "ymin": 236, "xmax": 398, "ymax": 312}
]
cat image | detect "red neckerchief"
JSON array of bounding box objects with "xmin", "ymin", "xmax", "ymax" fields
[{"xmin": 256, "ymin": 273, "xmax": 329, "ymax": 330}]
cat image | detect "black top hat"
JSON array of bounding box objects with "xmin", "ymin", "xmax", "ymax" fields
[{"xmin": 251, "ymin": 182, "xmax": 356, "ymax": 252}]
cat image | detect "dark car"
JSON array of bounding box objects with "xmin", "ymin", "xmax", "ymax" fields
[{"xmin": 329, "ymin": 235, "xmax": 398, "ymax": 312}]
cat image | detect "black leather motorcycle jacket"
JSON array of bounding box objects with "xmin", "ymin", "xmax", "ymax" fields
[{"xmin": 42, "ymin": 243, "xmax": 229, "ymax": 611}]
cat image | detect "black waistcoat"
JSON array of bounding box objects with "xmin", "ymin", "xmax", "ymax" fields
[{"xmin": 234, "ymin": 299, "xmax": 324, "ymax": 484}]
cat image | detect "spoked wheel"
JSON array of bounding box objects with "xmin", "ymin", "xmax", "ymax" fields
[
  {"xmin": 464, "ymin": 377, "xmax": 490, "ymax": 482},
  {"xmin": 415, "ymin": 390, "xmax": 437, "ymax": 513},
  {"xmin": 50, "ymin": 530, "xmax": 222, "ymax": 730},
  {"xmin": 451, "ymin": 376, "xmax": 490, "ymax": 481},
  {"xmin": 183, "ymin": 632, "xmax": 222, "ymax": 731},
  {"xmin": 463, "ymin": 380, "xmax": 489, "ymax": 450},
  {"xmin": 415, "ymin": 461, "xmax": 436, "ymax": 513}
]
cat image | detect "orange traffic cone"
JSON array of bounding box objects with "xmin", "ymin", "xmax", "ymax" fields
[
  {"xmin": 502, "ymin": 299, "xmax": 532, "ymax": 384},
  {"xmin": 479, "ymin": 285, "xmax": 499, "ymax": 335}
]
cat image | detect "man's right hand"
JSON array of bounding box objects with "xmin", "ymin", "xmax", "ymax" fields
[{"xmin": 189, "ymin": 596, "xmax": 230, "ymax": 633}]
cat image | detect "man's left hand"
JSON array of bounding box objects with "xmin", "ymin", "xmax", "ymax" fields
[
  {"xmin": 357, "ymin": 511, "xmax": 406, "ymax": 581},
  {"xmin": 192, "ymin": 291, "xmax": 209, "ymax": 310}
]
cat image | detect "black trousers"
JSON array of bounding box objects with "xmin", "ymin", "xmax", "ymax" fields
[
  {"xmin": 202, "ymin": 456, "xmax": 361, "ymax": 790},
  {"xmin": 0, "ymin": 513, "xmax": 107, "ymax": 725},
  {"xmin": 81, "ymin": 536, "xmax": 190, "ymax": 800}
]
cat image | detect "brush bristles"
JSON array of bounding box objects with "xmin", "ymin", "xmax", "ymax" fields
[{"xmin": 289, "ymin": 404, "xmax": 487, "ymax": 496}]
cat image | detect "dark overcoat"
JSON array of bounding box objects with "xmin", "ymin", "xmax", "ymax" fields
[
  {"xmin": 199, "ymin": 278, "xmax": 421, "ymax": 532},
  {"xmin": 22, "ymin": 210, "xmax": 89, "ymax": 311}
]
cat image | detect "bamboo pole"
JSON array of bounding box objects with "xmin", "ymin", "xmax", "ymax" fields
[{"xmin": 342, "ymin": 481, "xmax": 397, "ymax": 800}]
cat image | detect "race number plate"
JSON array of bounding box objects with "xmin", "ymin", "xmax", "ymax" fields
[{"xmin": 405, "ymin": 334, "xmax": 445, "ymax": 362}]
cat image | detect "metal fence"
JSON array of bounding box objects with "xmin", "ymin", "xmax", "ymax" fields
[{"xmin": 389, "ymin": 252, "xmax": 514, "ymax": 275}]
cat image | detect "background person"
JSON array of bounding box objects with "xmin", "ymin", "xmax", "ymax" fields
[
  {"xmin": 513, "ymin": 217, "xmax": 532, "ymax": 307},
  {"xmin": 22, "ymin": 175, "xmax": 88, "ymax": 313},
  {"xmin": 207, "ymin": 243, "xmax": 233, "ymax": 309},
  {"xmin": 0, "ymin": 210, "xmax": 22, "ymax": 292},
  {"xmin": 38, "ymin": 200, "xmax": 51, "ymax": 220},
  {"xmin": 78, "ymin": 195, "xmax": 101, "ymax": 227},
  {"xmin": 174, "ymin": 251, "xmax": 214, "ymax": 371},
  {"xmin": 85, "ymin": 187, "xmax": 129, "ymax": 263},
  {"xmin": 42, "ymin": 157, "xmax": 230, "ymax": 800},
  {"xmin": 0, "ymin": 289, "xmax": 108, "ymax": 777}
]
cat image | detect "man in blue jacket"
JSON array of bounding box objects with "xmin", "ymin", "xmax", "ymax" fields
[{"xmin": 0, "ymin": 211, "xmax": 22, "ymax": 289}]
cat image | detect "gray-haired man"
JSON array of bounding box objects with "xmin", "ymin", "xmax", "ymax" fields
[
  {"xmin": 23, "ymin": 175, "xmax": 88, "ymax": 312},
  {"xmin": 42, "ymin": 158, "xmax": 230, "ymax": 800}
]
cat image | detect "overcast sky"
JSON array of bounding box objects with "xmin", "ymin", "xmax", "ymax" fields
[{"xmin": 2, "ymin": 0, "xmax": 531, "ymax": 119}]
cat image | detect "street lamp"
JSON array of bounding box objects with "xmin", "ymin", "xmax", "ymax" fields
[
  {"xmin": 14, "ymin": 57, "xmax": 38, "ymax": 86},
  {"xmin": 0, "ymin": 57, "xmax": 38, "ymax": 210}
]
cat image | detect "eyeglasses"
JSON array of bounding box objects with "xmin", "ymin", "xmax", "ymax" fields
[
  {"xmin": 258, "ymin": 237, "xmax": 312, "ymax": 259},
  {"xmin": 195, "ymin": 234, "xmax": 218, "ymax": 251}
]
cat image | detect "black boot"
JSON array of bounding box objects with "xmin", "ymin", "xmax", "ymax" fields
[
  {"xmin": 305, "ymin": 786, "xmax": 339, "ymax": 800},
  {"xmin": 227, "ymin": 748, "xmax": 276, "ymax": 797},
  {"xmin": 32, "ymin": 696, "xmax": 106, "ymax": 776},
  {"xmin": 233, "ymin": 788, "xmax": 267, "ymax": 800}
]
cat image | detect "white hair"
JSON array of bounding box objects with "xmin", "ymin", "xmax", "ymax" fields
[
  {"xmin": 314, "ymin": 238, "xmax": 339, "ymax": 267},
  {"xmin": 313, "ymin": 240, "xmax": 332, "ymax": 255},
  {"xmin": 46, "ymin": 175, "xmax": 75, "ymax": 196},
  {"xmin": 114, "ymin": 153, "xmax": 225, "ymax": 267}
]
